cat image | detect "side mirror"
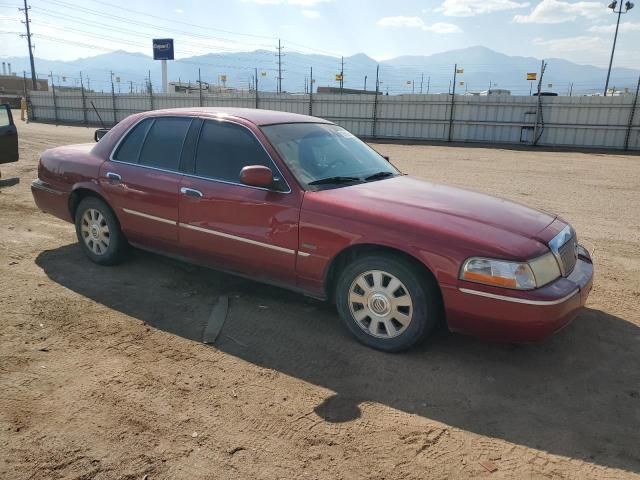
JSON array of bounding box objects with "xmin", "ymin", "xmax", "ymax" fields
[
  {"xmin": 240, "ymin": 165, "xmax": 274, "ymax": 188},
  {"xmin": 94, "ymin": 128, "xmax": 110, "ymax": 142},
  {"xmin": 383, "ymin": 155, "xmax": 390, "ymax": 162}
]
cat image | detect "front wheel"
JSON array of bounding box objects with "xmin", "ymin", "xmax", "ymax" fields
[
  {"xmin": 335, "ymin": 254, "xmax": 441, "ymax": 352},
  {"xmin": 74, "ymin": 196, "xmax": 127, "ymax": 265}
]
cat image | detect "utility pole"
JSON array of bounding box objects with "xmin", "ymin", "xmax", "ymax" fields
[
  {"xmin": 364, "ymin": 75, "xmax": 367, "ymax": 92},
  {"xmin": 427, "ymin": 76, "xmax": 430, "ymax": 94},
  {"xmin": 19, "ymin": 0, "xmax": 38, "ymax": 90},
  {"xmin": 420, "ymin": 72, "xmax": 424, "ymax": 94},
  {"xmin": 276, "ymin": 39, "xmax": 284, "ymax": 94},
  {"xmin": 340, "ymin": 56, "xmax": 344, "ymax": 93}
]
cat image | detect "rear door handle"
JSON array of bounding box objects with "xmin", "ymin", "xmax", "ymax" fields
[
  {"xmin": 180, "ymin": 187, "xmax": 203, "ymax": 198},
  {"xmin": 106, "ymin": 172, "xmax": 121, "ymax": 183}
]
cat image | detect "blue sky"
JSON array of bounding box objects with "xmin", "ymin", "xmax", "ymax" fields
[{"xmin": 1, "ymin": 0, "xmax": 639, "ymax": 68}]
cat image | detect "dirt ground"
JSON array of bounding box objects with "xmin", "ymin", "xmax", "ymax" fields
[{"xmin": 1, "ymin": 116, "xmax": 639, "ymax": 480}]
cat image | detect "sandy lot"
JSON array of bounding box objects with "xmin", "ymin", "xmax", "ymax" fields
[{"xmin": 1, "ymin": 117, "xmax": 639, "ymax": 479}]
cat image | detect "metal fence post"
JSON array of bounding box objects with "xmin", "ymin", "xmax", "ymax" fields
[
  {"xmin": 255, "ymin": 67, "xmax": 259, "ymax": 109},
  {"xmin": 198, "ymin": 68, "xmax": 203, "ymax": 107},
  {"xmin": 448, "ymin": 64, "xmax": 458, "ymax": 142},
  {"xmin": 372, "ymin": 65, "xmax": 379, "ymax": 138},
  {"xmin": 309, "ymin": 67, "xmax": 313, "ymax": 116},
  {"xmin": 624, "ymin": 75, "xmax": 640, "ymax": 151},
  {"xmin": 80, "ymin": 71, "xmax": 88, "ymax": 125},
  {"xmin": 148, "ymin": 70, "xmax": 154, "ymax": 111},
  {"xmin": 50, "ymin": 71, "xmax": 58, "ymax": 124},
  {"xmin": 23, "ymin": 71, "xmax": 35, "ymax": 122},
  {"xmin": 110, "ymin": 76, "xmax": 117, "ymax": 125},
  {"xmin": 532, "ymin": 60, "xmax": 547, "ymax": 146}
]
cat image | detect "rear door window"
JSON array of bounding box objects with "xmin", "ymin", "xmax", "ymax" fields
[
  {"xmin": 113, "ymin": 118, "xmax": 152, "ymax": 163},
  {"xmin": 138, "ymin": 117, "xmax": 192, "ymax": 171}
]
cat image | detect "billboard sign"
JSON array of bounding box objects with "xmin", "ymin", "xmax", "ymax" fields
[{"xmin": 153, "ymin": 39, "xmax": 174, "ymax": 60}]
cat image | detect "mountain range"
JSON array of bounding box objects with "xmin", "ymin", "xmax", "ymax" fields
[{"xmin": 2, "ymin": 46, "xmax": 639, "ymax": 96}]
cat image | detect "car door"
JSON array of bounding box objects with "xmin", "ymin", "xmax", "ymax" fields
[
  {"xmin": 99, "ymin": 116, "xmax": 194, "ymax": 253},
  {"xmin": 0, "ymin": 104, "xmax": 19, "ymax": 164},
  {"xmin": 178, "ymin": 119, "xmax": 302, "ymax": 286}
]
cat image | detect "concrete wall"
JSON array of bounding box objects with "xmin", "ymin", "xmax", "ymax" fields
[{"xmin": 28, "ymin": 90, "xmax": 640, "ymax": 150}]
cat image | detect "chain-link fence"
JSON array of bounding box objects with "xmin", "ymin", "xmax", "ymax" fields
[{"xmin": 27, "ymin": 87, "xmax": 640, "ymax": 151}]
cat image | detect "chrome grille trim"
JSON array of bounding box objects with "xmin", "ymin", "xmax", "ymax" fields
[{"xmin": 549, "ymin": 225, "xmax": 578, "ymax": 276}]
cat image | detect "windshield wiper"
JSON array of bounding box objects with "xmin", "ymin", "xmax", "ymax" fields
[
  {"xmin": 364, "ymin": 171, "xmax": 395, "ymax": 181},
  {"xmin": 308, "ymin": 176, "xmax": 362, "ymax": 186}
]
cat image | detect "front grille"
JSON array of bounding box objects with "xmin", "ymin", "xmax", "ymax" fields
[{"xmin": 558, "ymin": 234, "xmax": 578, "ymax": 275}]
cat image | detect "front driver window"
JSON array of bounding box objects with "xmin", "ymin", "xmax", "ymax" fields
[{"xmin": 194, "ymin": 120, "xmax": 282, "ymax": 189}]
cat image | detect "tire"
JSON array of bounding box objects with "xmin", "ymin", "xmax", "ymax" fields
[
  {"xmin": 335, "ymin": 254, "xmax": 441, "ymax": 352},
  {"xmin": 74, "ymin": 196, "xmax": 127, "ymax": 265}
]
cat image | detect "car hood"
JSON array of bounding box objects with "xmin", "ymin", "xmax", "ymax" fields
[{"xmin": 305, "ymin": 175, "xmax": 557, "ymax": 242}]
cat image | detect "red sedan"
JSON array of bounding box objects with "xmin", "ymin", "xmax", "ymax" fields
[{"xmin": 31, "ymin": 108, "xmax": 593, "ymax": 352}]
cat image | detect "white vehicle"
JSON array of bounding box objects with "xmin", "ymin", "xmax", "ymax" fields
[{"xmin": 480, "ymin": 89, "xmax": 511, "ymax": 96}]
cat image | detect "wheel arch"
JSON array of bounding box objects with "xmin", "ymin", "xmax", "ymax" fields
[
  {"xmin": 324, "ymin": 243, "xmax": 443, "ymax": 308},
  {"xmin": 68, "ymin": 185, "xmax": 118, "ymax": 226}
]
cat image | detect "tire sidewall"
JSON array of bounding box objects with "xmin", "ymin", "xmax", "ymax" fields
[
  {"xmin": 74, "ymin": 197, "xmax": 125, "ymax": 265},
  {"xmin": 335, "ymin": 255, "xmax": 437, "ymax": 352}
]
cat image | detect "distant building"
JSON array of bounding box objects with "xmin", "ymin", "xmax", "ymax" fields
[
  {"xmin": 168, "ymin": 81, "xmax": 239, "ymax": 94},
  {"xmin": 316, "ymin": 86, "xmax": 378, "ymax": 95},
  {"xmin": 0, "ymin": 74, "xmax": 49, "ymax": 107},
  {"xmin": 0, "ymin": 74, "xmax": 49, "ymax": 95},
  {"xmin": 607, "ymin": 87, "xmax": 635, "ymax": 96}
]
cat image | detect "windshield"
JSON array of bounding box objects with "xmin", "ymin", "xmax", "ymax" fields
[{"xmin": 261, "ymin": 123, "xmax": 399, "ymax": 189}]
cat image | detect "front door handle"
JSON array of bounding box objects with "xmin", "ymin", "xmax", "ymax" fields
[
  {"xmin": 106, "ymin": 172, "xmax": 121, "ymax": 183},
  {"xmin": 180, "ymin": 187, "xmax": 203, "ymax": 198}
]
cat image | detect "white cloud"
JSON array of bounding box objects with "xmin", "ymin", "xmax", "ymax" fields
[
  {"xmin": 422, "ymin": 22, "xmax": 464, "ymax": 33},
  {"xmin": 589, "ymin": 21, "xmax": 640, "ymax": 33},
  {"xmin": 289, "ymin": 0, "xmax": 330, "ymax": 5},
  {"xmin": 377, "ymin": 16, "xmax": 463, "ymax": 33},
  {"xmin": 302, "ymin": 9, "xmax": 320, "ymax": 18},
  {"xmin": 532, "ymin": 35, "xmax": 608, "ymax": 55},
  {"xmin": 514, "ymin": 0, "xmax": 602, "ymax": 23},
  {"xmin": 244, "ymin": 0, "xmax": 331, "ymax": 4},
  {"xmin": 438, "ymin": 0, "xmax": 529, "ymax": 16},
  {"xmin": 377, "ymin": 16, "xmax": 425, "ymax": 28},
  {"xmin": 175, "ymin": 8, "xmax": 184, "ymax": 14}
]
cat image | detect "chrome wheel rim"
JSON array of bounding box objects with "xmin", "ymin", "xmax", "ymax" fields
[
  {"xmin": 80, "ymin": 208, "xmax": 110, "ymax": 256},
  {"xmin": 348, "ymin": 270, "xmax": 413, "ymax": 339}
]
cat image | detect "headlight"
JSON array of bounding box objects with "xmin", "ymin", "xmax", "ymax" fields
[{"xmin": 461, "ymin": 251, "xmax": 561, "ymax": 290}]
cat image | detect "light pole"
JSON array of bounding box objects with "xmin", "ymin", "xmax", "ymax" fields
[{"xmin": 604, "ymin": 0, "xmax": 634, "ymax": 96}]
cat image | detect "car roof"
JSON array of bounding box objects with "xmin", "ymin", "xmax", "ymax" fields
[{"xmin": 140, "ymin": 107, "xmax": 333, "ymax": 126}]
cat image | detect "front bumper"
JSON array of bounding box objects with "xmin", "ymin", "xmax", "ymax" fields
[{"xmin": 442, "ymin": 249, "xmax": 594, "ymax": 342}]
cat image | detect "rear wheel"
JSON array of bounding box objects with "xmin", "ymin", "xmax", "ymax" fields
[
  {"xmin": 335, "ymin": 254, "xmax": 440, "ymax": 352},
  {"xmin": 74, "ymin": 196, "xmax": 127, "ymax": 265}
]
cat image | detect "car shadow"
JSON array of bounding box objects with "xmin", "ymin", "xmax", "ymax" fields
[{"xmin": 36, "ymin": 244, "xmax": 640, "ymax": 474}]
